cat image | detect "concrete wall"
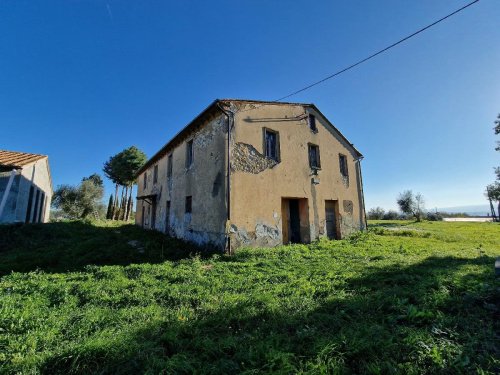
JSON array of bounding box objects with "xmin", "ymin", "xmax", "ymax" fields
[
  {"xmin": 0, "ymin": 158, "xmax": 53, "ymax": 224},
  {"xmin": 0, "ymin": 172, "xmax": 21, "ymax": 223},
  {"xmin": 229, "ymin": 102, "xmax": 366, "ymax": 248},
  {"xmin": 136, "ymin": 115, "xmax": 228, "ymax": 248}
]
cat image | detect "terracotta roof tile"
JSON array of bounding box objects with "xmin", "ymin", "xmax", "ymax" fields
[{"xmin": 0, "ymin": 150, "xmax": 47, "ymax": 169}]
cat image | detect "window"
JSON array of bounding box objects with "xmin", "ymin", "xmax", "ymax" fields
[
  {"xmin": 308, "ymin": 144, "xmax": 321, "ymax": 169},
  {"xmin": 186, "ymin": 140, "xmax": 194, "ymax": 167},
  {"xmin": 32, "ymin": 189, "xmax": 40, "ymax": 223},
  {"xmin": 25, "ymin": 185, "xmax": 34, "ymax": 223},
  {"xmin": 264, "ymin": 128, "xmax": 280, "ymax": 161},
  {"xmin": 153, "ymin": 165, "xmax": 158, "ymax": 184},
  {"xmin": 167, "ymin": 154, "xmax": 173, "ymax": 178},
  {"xmin": 185, "ymin": 196, "xmax": 192, "ymax": 213},
  {"xmin": 339, "ymin": 154, "xmax": 348, "ymax": 178},
  {"xmin": 308, "ymin": 114, "xmax": 317, "ymax": 132},
  {"xmin": 37, "ymin": 193, "xmax": 45, "ymax": 223}
]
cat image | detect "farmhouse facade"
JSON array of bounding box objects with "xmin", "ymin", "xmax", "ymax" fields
[
  {"xmin": 135, "ymin": 99, "xmax": 366, "ymax": 251},
  {"xmin": 0, "ymin": 150, "xmax": 53, "ymax": 224}
]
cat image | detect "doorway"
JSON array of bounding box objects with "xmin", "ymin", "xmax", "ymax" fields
[
  {"xmin": 282, "ymin": 198, "xmax": 309, "ymax": 244},
  {"xmin": 325, "ymin": 200, "xmax": 339, "ymax": 240}
]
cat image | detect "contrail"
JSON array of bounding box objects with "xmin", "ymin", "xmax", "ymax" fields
[{"xmin": 106, "ymin": 3, "xmax": 114, "ymax": 22}]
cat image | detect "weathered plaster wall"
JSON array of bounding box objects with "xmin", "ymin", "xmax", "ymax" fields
[
  {"xmin": 17, "ymin": 159, "xmax": 53, "ymax": 223},
  {"xmin": 230, "ymin": 102, "xmax": 366, "ymax": 247},
  {"xmin": 0, "ymin": 158, "xmax": 53, "ymax": 224},
  {"xmin": 136, "ymin": 115, "xmax": 228, "ymax": 248}
]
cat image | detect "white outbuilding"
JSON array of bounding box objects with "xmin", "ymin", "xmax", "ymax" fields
[{"xmin": 0, "ymin": 150, "xmax": 53, "ymax": 224}]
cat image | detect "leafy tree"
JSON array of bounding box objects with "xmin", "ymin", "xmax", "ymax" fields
[
  {"xmin": 397, "ymin": 190, "xmax": 425, "ymax": 221},
  {"xmin": 52, "ymin": 174, "xmax": 104, "ymax": 219},
  {"xmin": 494, "ymin": 114, "xmax": 500, "ymax": 180},
  {"xmin": 485, "ymin": 114, "xmax": 500, "ymax": 221},
  {"xmin": 52, "ymin": 185, "xmax": 81, "ymax": 219},
  {"xmin": 367, "ymin": 207, "xmax": 385, "ymax": 220},
  {"xmin": 103, "ymin": 146, "xmax": 147, "ymax": 221},
  {"xmin": 103, "ymin": 154, "xmax": 123, "ymax": 219},
  {"xmin": 82, "ymin": 173, "xmax": 103, "ymax": 187},
  {"xmin": 494, "ymin": 114, "xmax": 500, "ymax": 151},
  {"xmin": 485, "ymin": 182, "xmax": 500, "ymax": 222}
]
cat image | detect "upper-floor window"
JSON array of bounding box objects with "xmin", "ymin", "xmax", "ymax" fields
[
  {"xmin": 308, "ymin": 114, "xmax": 317, "ymax": 132},
  {"xmin": 167, "ymin": 154, "xmax": 173, "ymax": 178},
  {"xmin": 153, "ymin": 165, "xmax": 158, "ymax": 184},
  {"xmin": 143, "ymin": 172, "xmax": 147, "ymax": 189},
  {"xmin": 185, "ymin": 196, "xmax": 192, "ymax": 213},
  {"xmin": 264, "ymin": 128, "xmax": 280, "ymax": 162},
  {"xmin": 308, "ymin": 144, "xmax": 321, "ymax": 169},
  {"xmin": 186, "ymin": 140, "xmax": 194, "ymax": 168},
  {"xmin": 339, "ymin": 154, "xmax": 349, "ymax": 178}
]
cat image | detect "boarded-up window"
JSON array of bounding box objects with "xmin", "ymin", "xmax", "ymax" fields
[
  {"xmin": 153, "ymin": 165, "xmax": 158, "ymax": 184},
  {"xmin": 343, "ymin": 200, "xmax": 353, "ymax": 214},
  {"xmin": 339, "ymin": 154, "xmax": 348, "ymax": 178},
  {"xmin": 185, "ymin": 196, "xmax": 192, "ymax": 213},
  {"xmin": 143, "ymin": 172, "xmax": 147, "ymax": 190},
  {"xmin": 308, "ymin": 114, "xmax": 317, "ymax": 132},
  {"xmin": 167, "ymin": 154, "xmax": 173, "ymax": 178},
  {"xmin": 264, "ymin": 128, "xmax": 280, "ymax": 161},
  {"xmin": 308, "ymin": 144, "xmax": 321, "ymax": 169},
  {"xmin": 186, "ymin": 140, "xmax": 194, "ymax": 168}
]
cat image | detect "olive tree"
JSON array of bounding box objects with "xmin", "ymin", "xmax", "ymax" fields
[
  {"xmin": 52, "ymin": 174, "xmax": 104, "ymax": 219},
  {"xmin": 397, "ymin": 190, "xmax": 425, "ymax": 222}
]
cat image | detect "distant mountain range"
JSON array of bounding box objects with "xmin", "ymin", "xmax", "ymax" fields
[{"xmin": 435, "ymin": 204, "xmax": 492, "ymax": 217}]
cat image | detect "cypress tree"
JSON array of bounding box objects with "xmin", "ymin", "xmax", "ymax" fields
[{"xmin": 106, "ymin": 194, "xmax": 114, "ymax": 219}]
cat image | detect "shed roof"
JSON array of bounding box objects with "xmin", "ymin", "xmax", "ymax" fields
[{"xmin": 0, "ymin": 150, "xmax": 47, "ymax": 169}]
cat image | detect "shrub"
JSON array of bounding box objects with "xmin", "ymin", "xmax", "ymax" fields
[
  {"xmin": 367, "ymin": 207, "xmax": 385, "ymax": 220},
  {"xmin": 426, "ymin": 212, "xmax": 443, "ymax": 221},
  {"xmin": 383, "ymin": 210, "xmax": 400, "ymax": 220}
]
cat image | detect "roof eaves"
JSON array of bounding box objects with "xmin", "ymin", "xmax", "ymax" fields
[
  {"xmin": 134, "ymin": 99, "xmax": 221, "ymax": 177},
  {"xmin": 305, "ymin": 104, "xmax": 363, "ymax": 158}
]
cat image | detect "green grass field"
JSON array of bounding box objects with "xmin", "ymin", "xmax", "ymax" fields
[{"xmin": 0, "ymin": 220, "xmax": 499, "ymax": 374}]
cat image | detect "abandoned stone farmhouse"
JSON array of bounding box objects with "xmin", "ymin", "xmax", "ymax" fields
[
  {"xmin": 0, "ymin": 150, "xmax": 53, "ymax": 224},
  {"xmin": 135, "ymin": 99, "xmax": 366, "ymax": 250}
]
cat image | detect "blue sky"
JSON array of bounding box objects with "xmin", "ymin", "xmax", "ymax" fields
[{"xmin": 1, "ymin": 0, "xmax": 499, "ymax": 211}]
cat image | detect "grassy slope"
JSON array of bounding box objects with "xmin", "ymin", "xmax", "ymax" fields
[{"xmin": 0, "ymin": 220, "xmax": 499, "ymax": 374}]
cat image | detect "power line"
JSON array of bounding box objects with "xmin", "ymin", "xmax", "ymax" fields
[{"xmin": 237, "ymin": 0, "xmax": 479, "ymax": 113}]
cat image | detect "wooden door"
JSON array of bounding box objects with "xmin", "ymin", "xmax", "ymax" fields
[{"xmin": 325, "ymin": 200, "xmax": 338, "ymax": 240}]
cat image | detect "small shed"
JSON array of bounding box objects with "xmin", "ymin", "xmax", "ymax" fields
[{"xmin": 0, "ymin": 150, "xmax": 53, "ymax": 224}]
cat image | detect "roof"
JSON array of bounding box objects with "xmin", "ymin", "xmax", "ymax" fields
[
  {"xmin": 0, "ymin": 150, "xmax": 47, "ymax": 169},
  {"xmin": 135, "ymin": 99, "xmax": 362, "ymax": 177}
]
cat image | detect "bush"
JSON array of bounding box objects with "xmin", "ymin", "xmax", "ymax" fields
[
  {"xmin": 426, "ymin": 212, "xmax": 443, "ymax": 221},
  {"xmin": 383, "ymin": 210, "xmax": 400, "ymax": 220},
  {"xmin": 367, "ymin": 207, "xmax": 385, "ymax": 220}
]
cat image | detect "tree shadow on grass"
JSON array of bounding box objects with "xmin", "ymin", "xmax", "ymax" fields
[
  {"xmin": 39, "ymin": 255, "xmax": 500, "ymax": 374},
  {"xmin": 0, "ymin": 221, "xmax": 216, "ymax": 275}
]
